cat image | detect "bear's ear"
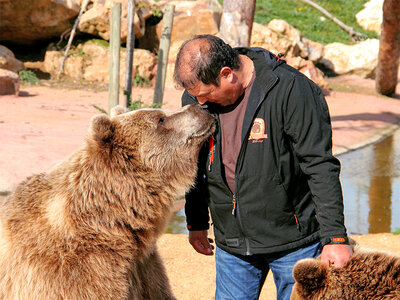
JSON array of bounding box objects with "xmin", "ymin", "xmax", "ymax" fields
[
  {"xmin": 293, "ymin": 258, "xmax": 328, "ymax": 291},
  {"xmin": 111, "ymin": 105, "xmax": 129, "ymax": 117},
  {"xmin": 89, "ymin": 114, "xmax": 115, "ymax": 146}
]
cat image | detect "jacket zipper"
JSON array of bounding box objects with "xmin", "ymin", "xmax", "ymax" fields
[
  {"xmin": 208, "ymin": 135, "xmax": 215, "ymax": 172},
  {"xmin": 232, "ymin": 193, "xmax": 251, "ymax": 255},
  {"xmin": 294, "ymin": 213, "xmax": 301, "ymax": 232}
]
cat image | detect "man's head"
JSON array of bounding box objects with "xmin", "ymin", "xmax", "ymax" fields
[{"xmin": 173, "ymin": 35, "xmax": 243, "ymax": 106}]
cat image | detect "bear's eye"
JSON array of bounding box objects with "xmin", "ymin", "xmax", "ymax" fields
[{"xmin": 158, "ymin": 117, "xmax": 165, "ymax": 125}]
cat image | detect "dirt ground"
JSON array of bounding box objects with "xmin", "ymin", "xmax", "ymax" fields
[
  {"xmin": 158, "ymin": 233, "xmax": 400, "ymax": 300},
  {"xmin": 1, "ymin": 75, "xmax": 400, "ymax": 299}
]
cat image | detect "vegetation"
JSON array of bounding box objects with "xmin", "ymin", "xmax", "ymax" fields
[
  {"xmin": 393, "ymin": 228, "xmax": 400, "ymax": 235},
  {"xmin": 253, "ymin": 0, "xmax": 378, "ymax": 45},
  {"xmin": 19, "ymin": 70, "xmax": 40, "ymax": 83},
  {"xmin": 133, "ymin": 72, "xmax": 151, "ymax": 88}
]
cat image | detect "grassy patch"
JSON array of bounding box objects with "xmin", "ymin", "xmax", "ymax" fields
[
  {"xmin": 254, "ymin": 0, "xmax": 378, "ymax": 44},
  {"xmin": 19, "ymin": 70, "xmax": 40, "ymax": 83},
  {"xmin": 393, "ymin": 228, "xmax": 400, "ymax": 235}
]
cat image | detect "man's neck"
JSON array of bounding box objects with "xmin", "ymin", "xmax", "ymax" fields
[{"xmin": 238, "ymin": 54, "xmax": 255, "ymax": 91}]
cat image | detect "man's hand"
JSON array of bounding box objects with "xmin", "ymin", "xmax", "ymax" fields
[
  {"xmin": 320, "ymin": 244, "xmax": 353, "ymax": 268},
  {"xmin": 188, "ymin": 230, "xmax": 215, "ymax": 255}
]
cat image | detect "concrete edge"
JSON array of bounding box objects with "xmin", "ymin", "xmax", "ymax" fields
[{"xmin": 333, "ymin": 124, "xmax": 400, "ymax": 157}]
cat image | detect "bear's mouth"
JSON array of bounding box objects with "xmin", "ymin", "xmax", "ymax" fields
[{"xmin": 190, "ymin": 119, "xmax": 216, "ymax": 140}]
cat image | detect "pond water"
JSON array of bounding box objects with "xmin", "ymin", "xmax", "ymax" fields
[
  {"xmin": 167, "ymin": 130, "xmax": 400, "ymax": 235},
  {"xmin": 340, "ymin": 130, "xmax": 400, "ymax": 235}
]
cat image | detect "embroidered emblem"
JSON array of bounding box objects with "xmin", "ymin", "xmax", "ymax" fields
[{"xmin": 249, "ymin": 118, "xmax": 268, "ymax": 141}]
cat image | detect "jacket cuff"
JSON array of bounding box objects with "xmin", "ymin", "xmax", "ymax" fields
[
  {"xmin": 187, "ymin": 223, "xmax": 209, "ymax": 231},
  {"xmin": 320, "ymin": 236, "xmax": 350, "ymax": 247}
]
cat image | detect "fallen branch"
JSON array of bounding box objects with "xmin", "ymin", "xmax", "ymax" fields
[
  {"xmin": 300, "ymin": 0, "xmax": 367, "ymax": 41},
  {"xmin": 57, "ymin": 0, "xmax": 90, "ymax": 80}
]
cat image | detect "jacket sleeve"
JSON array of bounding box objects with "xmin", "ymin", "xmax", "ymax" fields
[
  {"xmin": 282, "ymin": 74, "xmax": 348, "ymax": 246},
  {"xmin": 182, "ymin": 90, "xmax": 210, "ymax": 231}
]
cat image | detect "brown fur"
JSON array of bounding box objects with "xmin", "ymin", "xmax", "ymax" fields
[
  {"xmin": 0, "ymin": 104, "xmax": 215, "ymax": 299},
  {"xmin": 291, "ymin": 242, "xmax": 400, "ymax": 300}
]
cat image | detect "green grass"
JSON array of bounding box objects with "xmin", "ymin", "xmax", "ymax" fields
[
  {"xmin": 254, "ymin": 0, "xmax": 378, "ymax": 45},
  {"xmin": 393, "ymin": 228, "xmax": 400, "ymax": 235}
]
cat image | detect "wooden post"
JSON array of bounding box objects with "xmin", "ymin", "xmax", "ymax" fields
[
  {"xmin": 375, "ymin": 0, "xmax": 400, "ymax": 96},
  {"xmin": 109, "ymin": 2, "xmax": 121, "ymax": 113},
  {"xmin": 153, "ymin": 5, "xmax": 175, "ymax": 105},
  {"xmin": 124, "ymin": 0, "xmax": 136, "ymax": 108}
]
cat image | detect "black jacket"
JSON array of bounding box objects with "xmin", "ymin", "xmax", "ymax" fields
[{"xmin": 182, "ymin": 47, "xmax": 348, "ymax": 256}]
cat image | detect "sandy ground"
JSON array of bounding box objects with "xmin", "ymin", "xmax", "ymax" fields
[
  {"xmin": 1, "ymin": 75, "xmax": 400, "ymax": 299},
  {"xmin": 158, "ymin": 233, "xmax": 400, "ymax": 300}
]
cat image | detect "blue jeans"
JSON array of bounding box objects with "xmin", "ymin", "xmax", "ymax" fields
[{"xmin": 215, "ymin": 241, "xmax": 322, "ymax": 300}]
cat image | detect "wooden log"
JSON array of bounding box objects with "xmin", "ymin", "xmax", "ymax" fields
[
  {"xmin": 57, "ymin": 0, "xmax": 90, "ymax": 80},
  {"xmin": 375, "ymin": 0, "xmax": 400, "ymax": 96},
  {"xmin": 153, "ymin": 5, "xmax": 175, "ymax": 105},
  {"xmin": 109, "ymin": 2, "xmax": 121, "ymax": 112}
]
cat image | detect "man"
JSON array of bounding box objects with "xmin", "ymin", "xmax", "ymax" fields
[{"xmin": 173, "ymin": 35, "xmax": 353, "ymax": 300}]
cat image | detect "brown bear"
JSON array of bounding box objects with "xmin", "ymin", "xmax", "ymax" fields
[
  {"xmin": 0, "ymin": 104, "xmax": 215, "ymax": 300},
  {"xmin": 291, "ymin": 242, "xmax": 400, "ymax": 299}
]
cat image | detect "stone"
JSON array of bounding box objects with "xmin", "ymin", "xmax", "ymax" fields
[
  {"xmin": 0, "ymin": 46, "xmax": 24, "ymax": 73},
  {"xmin": 77, "ymin": 0, "xmax": 155, "ymax": 42},
  {"xmin": 161, "ymin": 0, "xmax": 220, "ymax": 62},
  {"xmin": 0, "ymin": 0, "xmax": 80, "ymax": 45},
  {"xmin": 43, "ymin": 41, "xmax": 157, "ymax": 84},
  {"xmin": 0, "ymin": 69, "xmax": 19, "ymax": 96},
  {"xmin": 356, "ymin": 0, "xmax": 383, "ymax": 35},
  {"xmin": 251, "ymin": 20, "xmax": 324, "ymax": 63},
  {"xmin": 286, "ymin": 57, "xmax": 329, "ymax": 90},
  {"xmin": 319, "ymin": 39, "xmax": 380, "ymax": 78}
]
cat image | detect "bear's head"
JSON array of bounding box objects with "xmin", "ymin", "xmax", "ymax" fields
[
  {"xmin": 290, "ymin": 258, "xmax": 331, "ymax": 300},
  {"xmin": 87, "ymin": 104, "xmax": 215, "ymax": 179}
]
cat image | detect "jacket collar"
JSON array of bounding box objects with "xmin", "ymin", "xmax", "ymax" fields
[{"xmin": 236, "ymin": 47, "xmax": 280, "ymax": 142}]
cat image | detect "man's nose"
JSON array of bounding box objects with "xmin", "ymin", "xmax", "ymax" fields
[{"xmin": 197, "ymin": 97, "xmax": 207, "ymax": 105}]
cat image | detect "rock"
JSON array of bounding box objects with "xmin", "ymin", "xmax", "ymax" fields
[
  {"xmin": 78, "ymin": 0, "xmax": 155, "ymax": 42},
  {"xmin": 251, "ymin": 20, "xmax": 324, "ymax": 63},
  {"xmin": 0, "ymin": 0, "xmax": 80, "ymax": 45},
  {"xmin": 43, "ymin": 41, "xmax": 157, "ymax": 84},
  {"xmin": 0, "ymin": 69, "xmax": 19, "ymax": 96},
  {"xmin": 0, "ymin": 46, "xmax": 24, "ymax": 73},
  {"xmin": 286, "ymin": 57, "xmax": 328, "ymax": 90},
  {"xmin": 162, "ymin": 0, "xmax": 220, "ymax": 62},
  {"xmin": 319, "ymin": 39, "xmax": 379, "ymax": 78},
  {"xmin": 356, "ymin": 0, "xmax": 383, "ymax": 35},
  {"xmin": 251, "ymin": 22, "xmax": 294, "ymax": 57}
]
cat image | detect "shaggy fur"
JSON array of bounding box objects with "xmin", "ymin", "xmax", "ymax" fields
[
  {"xmin": 0, "ymin": 104, "xmax": 215, "ymax": 300},
  {"xmin": 291, "ymin": 243, "xmax": 400, "ymax": 300}
]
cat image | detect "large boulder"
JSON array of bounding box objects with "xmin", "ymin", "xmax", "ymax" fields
[
  {"xmin": 0, "ymin": 45, "xmax": 24, "ymax": 73},
  {"xmin": 159, "ymin": 0, "xmax": 221, "ymax": 88},
  {"xmin": 44, "ymin": 40, "xmax": 157, "ymax": 84},
  {"xmin": 319, "ymin": 39, "xmax": 379, "ymax": 78},
  {"xmin": 0, "ymin": 69, "xmax": 19, "ymax": 96},
  {"xmin": 251, "ymin": 20, "xmax": 324, "ymax": 64},
  {"xmin": 164, "ymin": 0, "xmax": 221, "ymax": 62},
  {"xmin": 0, "ymin": 0, "xmax": 80, "ymax": 45},
  {"xmin": 356, "ymin": 0, "xmax": 383, "ymax": 35},
  {"xmin": 77, "ymin": 0, "xmax": 157, "ymax": 42}
]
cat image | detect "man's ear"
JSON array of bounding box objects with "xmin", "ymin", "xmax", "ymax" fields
[
  {"xmin": 89, "ymin": 114, "xmax": 115, "ymax": 146},
  {"xmin": 220, "ymin": 67, "xmax": 233, "ymax": 82}
]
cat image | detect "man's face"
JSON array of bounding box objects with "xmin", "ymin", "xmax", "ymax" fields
[{"xmin": 187, "ymin": 68, "xmax": 243, "ymax": 107}]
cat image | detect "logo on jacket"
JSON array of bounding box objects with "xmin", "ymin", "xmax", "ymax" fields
[{"xmin": 249, "ymin": 118, "xmax": 268, "ymax": 142}]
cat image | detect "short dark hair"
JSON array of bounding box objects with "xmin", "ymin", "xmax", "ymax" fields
[{"xmin": 173, "ymin": 35, "xmax": 240, "ymax": 89}]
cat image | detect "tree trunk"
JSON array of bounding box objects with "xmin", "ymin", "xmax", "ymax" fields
[
  {"xmin": 219, "ymin": 0, "xmax": 256, "ymax": 47},
  {"xmin": 375, "ymin": 0, "xmax": 400, "ymax": 96}
]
